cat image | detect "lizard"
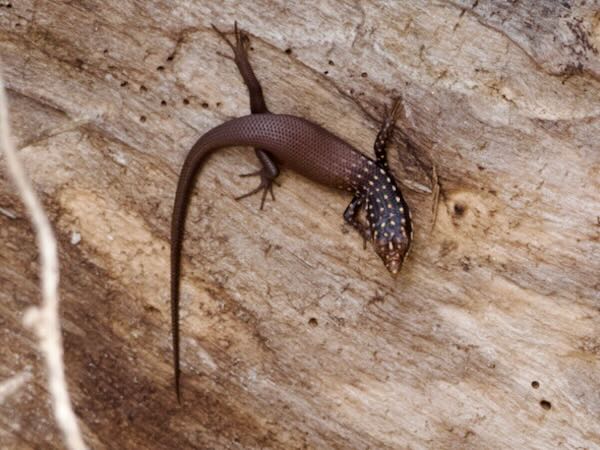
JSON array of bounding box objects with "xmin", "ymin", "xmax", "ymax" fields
[{"xmin": 171, "ymin": 23, "xmax": 413, "ymax": 402}]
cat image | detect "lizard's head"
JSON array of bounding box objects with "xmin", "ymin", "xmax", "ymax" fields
[
  {"xmin": 364, "ymin": 177, "xmax": 413, "ymax": 276},
  {"xmin": 373, "ymin": 228, "xmax": 411, "ymax": 275}
]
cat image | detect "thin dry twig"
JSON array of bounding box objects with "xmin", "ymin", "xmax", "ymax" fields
[
  {"xmin": 0, "ymin": 77, "xmax": 87, "ymax": 449},
  {"xmin": 0, "ymin": 371, "xmax": 31, "ymax": 405},
  {"xmin": 430, "ymin": 163, "xmax": 441, "ymax": 233}
]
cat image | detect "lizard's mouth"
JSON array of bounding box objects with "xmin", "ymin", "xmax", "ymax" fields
[
  {"xmin": 386, "ymin": 258, "xmax": 402, "ymax": 275},
  {"xmin": 374, "ymin": 237, "xmax": 410, "ymax": 276}
]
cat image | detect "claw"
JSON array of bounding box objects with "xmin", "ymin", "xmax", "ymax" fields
[
  {"xmin": 215, "ymin": 50, "xmax": 235, "ymax": 61},
  {"xmin": 212, "ymin": 23, "xmax": 236, "ymax": 52},
  {"xmin": 381, "ymin": 97, "xmax": 403, "ymax": 127},
  {"xmin": 389, "ymin": 96, "xmax": 403, "ymax": 123},
  {"xmin": 235, "ymin": 169, "xmax": 278, "ymax": 210},
  {"xmin": 212, "ymin": 21, "xmax": 250, "ymax": 63},
  {"xmin": 239, "ymin": 169, "xmax": 261, "ymax": 178},
  {"xmin": 362, "ymin": 226, "xmax": 372, "ymax": 249}
]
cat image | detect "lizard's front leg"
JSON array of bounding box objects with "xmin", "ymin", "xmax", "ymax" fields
[
  {"xmin": 373, "ymin": 98, "xmax": 404, "ymax": 168},
  {"xmin": 344, "ymin": 194, "xmax": 373, "ymax": 249}
]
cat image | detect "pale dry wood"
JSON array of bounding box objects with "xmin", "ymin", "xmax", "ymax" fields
[
  {"xmin": 0, "ymin": 74, "xmax": 86, "ymax": 449},
  {"xmin": 1, "ymin": 1, "xmax": 599, "ymax": 449}
]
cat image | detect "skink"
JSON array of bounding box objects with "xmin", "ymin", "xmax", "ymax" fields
[{"xmin": 171, "ymin": 23, "xmax": 413, "ymax": 401}]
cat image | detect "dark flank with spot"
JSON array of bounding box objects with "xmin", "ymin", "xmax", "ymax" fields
[{"xmin": 345, "ymin": 158, "xmax": 412, "ymax": 274}]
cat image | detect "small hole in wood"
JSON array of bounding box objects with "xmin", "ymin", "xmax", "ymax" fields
[
  {"xmin": 324, "ymin": 71, "xmax": 329, "ymax": 75},
  {"xmin": 160, "ymin": 100, "xmax": 167, "ymax": 106},
  {"xmin": 103, "ymin": 49, "xmax": 108, "ymax": 54},
  {"xmin": 328, "ymin": 60, "xmax": 335, "ymax": 66},
  {"xmin": 201, "ymin": 102, "xmax": 209, "ymax": 108},
  {"xmin": 120, "ymin": 81, "xmax": 128, "ymax": 87},
  {"xmin": 285, "ymin": 48, "xmax": 292, "ymax": 55},
  {"xmin": 308, "ymin": 318, "xmax": 318, "ymax": 327},
  {"xmin": 540, "ymin": 400, "xmax": 551, "ymax": 410},
  {"xmin": 361, "ymin": 72, "xmax": 368, "ymax": 78},
  {"xmin": 140, "ymin": 85, "xmax": 147, "ymax": 92},
  {"xmin": 454, "ymin": 203, "xmax": 466, "ymax": 217},
  {"xmin": 182, "ymin": 98, "xmax": 190, "ymax": 105},
  {"xmin": 216, "ymin": 102, "xmax": 222, "ymax": 107},
  {"xmin": 139, "ymin": 115, "xmax": 147, "ymax": 123},
  {"xmin": 531, "ymin": 381, "xmax": 540, "ymax": 389},
  {"xmin": 167, "ymin": 54, "xmax": 174, "ymax": 61},
  {"xmin": 157, "ymin": 65, "xmax": 165, "ymax": 71}
]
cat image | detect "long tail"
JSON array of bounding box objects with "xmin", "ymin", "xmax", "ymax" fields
[
  {"xmin": 170, "ymin": 114, "xmax": 279, "ymax": 402},
  {"xmin": 170, "ymin": 113, "xmax": 323, "ymax": 401},
  {"xmin": 170, "ymin": 134, "xmax": 216, "ymax": 403}
]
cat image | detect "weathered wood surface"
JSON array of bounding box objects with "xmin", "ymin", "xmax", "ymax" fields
[{"xmin": 1, "ymin": 1, "xmax": 599, "ymax": 449}]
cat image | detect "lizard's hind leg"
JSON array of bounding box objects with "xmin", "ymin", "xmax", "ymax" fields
[{"xmin": 213, "ymin": 22, "xmax": 280, "ymax": 209}]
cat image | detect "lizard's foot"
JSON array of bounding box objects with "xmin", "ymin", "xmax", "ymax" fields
[
  {"xmin": 212, "ymin": 21, "xmax": 250, "ymax": 63},
  {"xmin": 385, "ymin": 97, "xmax": 403, "ymax": 124},
  {"xmin": 343, "ymin": 194, "xmax": 373, "ymax": 249},
  {"xmin": 235, "ymin": 169, "xmax": 280, "ymax": 210},
  {"xmin": 359, "ymin": 224, "xmax": 372, "ymax": 250},
  {"xmin": 347, "ymin": 222, "xmax": 372, "ymax": 250}
]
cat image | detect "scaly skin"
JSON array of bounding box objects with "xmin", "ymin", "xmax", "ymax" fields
[{"xmin": 171, "ymin": 23, "xmax": 412, "ymax": 402}]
